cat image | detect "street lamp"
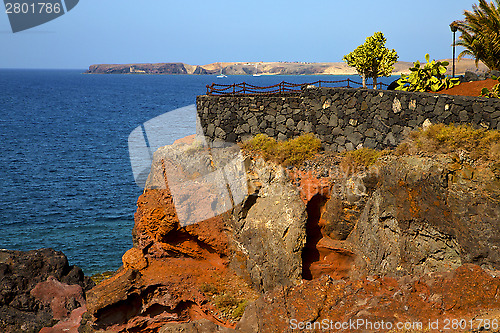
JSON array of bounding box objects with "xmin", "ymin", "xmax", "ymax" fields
[{"xmin": 450, "ymin": 21, "xmax": 459, "ymax": 78}]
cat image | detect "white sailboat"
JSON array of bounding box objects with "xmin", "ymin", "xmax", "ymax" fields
[
  {"xmin": 253, "ymin": 63, "xmax": 261, "ymax": 77},
  {"xmin": 217, "ymin": 62, "xmax": 227, "ymax": 78}
]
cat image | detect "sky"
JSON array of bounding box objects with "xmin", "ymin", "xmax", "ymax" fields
[{"xmin": 0, "ymin": 0, "xmax": 478, "ymax": 69}]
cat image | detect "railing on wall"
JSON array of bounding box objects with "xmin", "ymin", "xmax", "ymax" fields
[{"xmin": 206, "ymin": 79, "xmax": 389, "ymax": 96}]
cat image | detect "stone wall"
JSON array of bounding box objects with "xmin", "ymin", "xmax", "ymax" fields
[{"xmin": 196, "ymin": 87, "xmax": 500, "ymax": 151}]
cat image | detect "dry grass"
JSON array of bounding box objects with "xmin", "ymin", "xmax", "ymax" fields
[
  {"xmin": 397, "ymin": 123, "xmax": 500, "ymax": 161},
  {"xmin": 199, "ymin": 281, "xmax": 255, "ymax": 321},
  {"xmin": 342, "ymin": 147, "xmax": 388, "ymax": 168},
  {"xmin": 241, "ymin": 133, "xmax": 322, "ymax": 166}
]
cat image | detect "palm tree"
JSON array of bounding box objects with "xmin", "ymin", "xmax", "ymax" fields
[{"xmin": 454, "ymin": 0, "xmax": 500, "ymax": 71}]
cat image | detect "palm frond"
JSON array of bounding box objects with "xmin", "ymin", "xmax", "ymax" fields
[{"xmin": 455, "ymin": 0, "xmax": 500, "ymax": 71}]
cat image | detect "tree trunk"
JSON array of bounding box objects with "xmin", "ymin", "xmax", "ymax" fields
[
  {"xmin": 373, "ymin": 76, "xmax": 378, "ymax": 89},
  {"xmin": 362, "ymin": 74, "xmax": 366, "ymax": 88}
]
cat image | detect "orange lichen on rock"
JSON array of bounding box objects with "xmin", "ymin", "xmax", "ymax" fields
[
  {"xmin": 122, "ymin": 247, "xmax": 148, "ymax": 271},
  {"xmin": 287, "ymin": 169, "xmax": 331, "ymax": 203},
  {"xmin": 237, "ymin": 264, "xmax": 500, "ymax": 332},
  {"xmin": 134, "ymin": 189, "xmax": 179, "ymax": 244}
]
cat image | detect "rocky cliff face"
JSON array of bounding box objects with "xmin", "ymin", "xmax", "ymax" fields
[
  {"xmin": 85, "ymin": 63, "xmax": 190, "ymax": 75},
  {"xmin": 83, "ymin": 136, "xmax": 500, "ymax": 332},
  {"xmin": 285, "ymin": 152, "xmax": 500, "ymax": 282},
  {"xmin": 228, "ymin": 157, "xmax": 307, "ymax": 292},
  {"xmin": 237, "ymin": 264, "xmax": 500, "ymax": 333},
  {"xmin": 84, "ymin": 59, "xmax": 489, "ymax": 76}
]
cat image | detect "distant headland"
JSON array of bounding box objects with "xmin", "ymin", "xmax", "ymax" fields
[{"xmin": 85, "ymin": 59, "xmax": 488, "ymax": 76}]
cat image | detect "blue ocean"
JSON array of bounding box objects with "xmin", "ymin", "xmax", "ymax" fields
[{"xmin": 0, "ymin": 70, "xmax": 396, "ymax": 274}]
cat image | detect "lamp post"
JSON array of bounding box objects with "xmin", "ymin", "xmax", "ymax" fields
[{"xmin": 450, "ymin": 21, "xmax": 459, "ymax": 78}]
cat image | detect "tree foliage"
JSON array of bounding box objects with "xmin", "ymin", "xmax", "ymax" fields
[
  {"xmin": 343, "ymin": 32, "xmax": 399, "ymax": 89},
  {"xmin": 454, "ymin": 0, "xmax": 500, "ymax": 71}
]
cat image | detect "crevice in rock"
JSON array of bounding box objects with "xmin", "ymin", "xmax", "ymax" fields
[
  {"xmin": 238, "ymin": 194, "xmax": 258, "ymax": 222},
  {"xmin": 302, "ymin": 193, "xmax": 327, "ymax": 280},
  {"xmin": 158, "ymin": 230, "xmax": 226, "ymax": 262},
  {"xmin": 94, "ymin": 294, "xmax": 142, "ymax": 328}
]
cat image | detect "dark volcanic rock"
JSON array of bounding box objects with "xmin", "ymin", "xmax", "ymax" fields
[
  {"xmin": 0, "ymin": 248, "xmax": 94, "ymax": 333},
  {"xmin": 462, "ymin": 70, "xmax": 480, "ymax": 82}
]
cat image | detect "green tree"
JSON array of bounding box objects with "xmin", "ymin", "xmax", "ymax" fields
[
  {"xmin": 343, "ymin": 32, "xmax": 399, "ymax": 89},
  {"xmin": 454, "ymin": 0, "xmax": 500, "ymax": 71}
]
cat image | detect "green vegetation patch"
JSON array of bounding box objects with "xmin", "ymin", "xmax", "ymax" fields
[
  {"xmin": 395, "ymin": 54, "xmax": 460, "ymax": 92},
  {"xmin": 480, "ymin": 75, "xmax": 500, "ymax": 99},
  {"xmin": 241, "ymin": 133, "xmax": 322, "ymax": 166},
  {"xmin": 199, "ymin": 282, "xmax": 251, "ymax": 320},
  {"xmin": 90, "ymin": 271, "xmax": 115, "ymax": 284},
  {"xmin": 453, "ymin": 0, "xmax": 500, "ymax": 72}
]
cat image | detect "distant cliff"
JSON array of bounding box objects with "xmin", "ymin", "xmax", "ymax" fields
[
  {"xmin": 85, "ymin": 63, "xmax": 214, "ymax": 75},
  {"xmin": 85, "ymin": 59, "xmax": 489, "ymax": 76}
]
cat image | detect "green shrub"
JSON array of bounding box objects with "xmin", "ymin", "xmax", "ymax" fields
[
  {"xmin": 214, "ymin": 294, "xmax": 239, "ymax": 309},
  {"xmin": 480, "ymin": 75, "xmax": 500, "ymax": 98},
  {"xmin": 241, "ymin": 133, "xmax": 278, "ymax": 160},
  {"xmin": 232, "ymin": 300, "xmax": 249, "ymax": 319},
  {"xmin": 276, "ymin": 133, "xmax": 322, "ymax": 165},
  {"xmin": 395, "ymin": 54, "xmax": 460, "ymax": 92},
  {"xmin": 242, "ymin": 133, "xmax": 321, "ymax": 166},
  {"xmin": 90, "ymin": 271, "xmax": 115, "ymax": 284}
]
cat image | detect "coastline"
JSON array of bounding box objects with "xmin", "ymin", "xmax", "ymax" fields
[
  {"xmin": 84, "ymin": 59, "xmax": 487, "ymax": 76},
  {"xmin": 84, "ymin": 59, "xmax": 489, "ymax": 76}
]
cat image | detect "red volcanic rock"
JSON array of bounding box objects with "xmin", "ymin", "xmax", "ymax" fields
[
  {"xmin": 436, "ymin": 78, "xmax": 498, "ymax": 97},
  {"xmin": 40, "ymin": 306, "xmax": 87, "ymax": 333},
  {"xmin": 310, "ymin": 237, "xmax": 356, "ymax": 280},
  {"xmin": 31, "ymin": 276, "xmax": 87, "ymax": 333},
  {"xmin": 31, "ymin": 276, "xmax": 85, "ymax": 320},
  {"xmin": 84, "ymin": 186, "xmax": 250, "ymax": 331},
  {"xmin": 84, "ymin": 256, "xmax": 253, "ymax": 332},
  {"xmin": 238, "ymin": 264, "xmax": 500, "ymax": 333},
  {"xmin": 84, "ymin": 147, "xmax": 500, "ymax": 332},
  {"xmin": 122, "ymin": 247, "xmax": 148, "ymax": 271},
  {"xmin": 133, "ymin": 187, "xmax": 231, "ymax": 261},
  {"xmin": 287, "ymin": 169, "xmax": 331, "ymax": 203}
]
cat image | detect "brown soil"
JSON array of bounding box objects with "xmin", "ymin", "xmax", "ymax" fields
[{"xmin": 436, "ymin": 78, "xmax": 498, "ymax": 97}]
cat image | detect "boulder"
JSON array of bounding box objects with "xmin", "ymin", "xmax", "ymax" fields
[
  {"xmin": 0, "ymin": 248, "xmax": 93, "ymax": 333},
  {"xmin": 462, "ymin": 70, "xmax": 480, "ymax": 82},
  {"xmin": 229, "ymin": 158, "xmax": 307, "ymax": 292}
]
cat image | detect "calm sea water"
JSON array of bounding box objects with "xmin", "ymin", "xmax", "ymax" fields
[{"xmin": 0, "ymin": 70, "xmax": 396, "ymax": 274}]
